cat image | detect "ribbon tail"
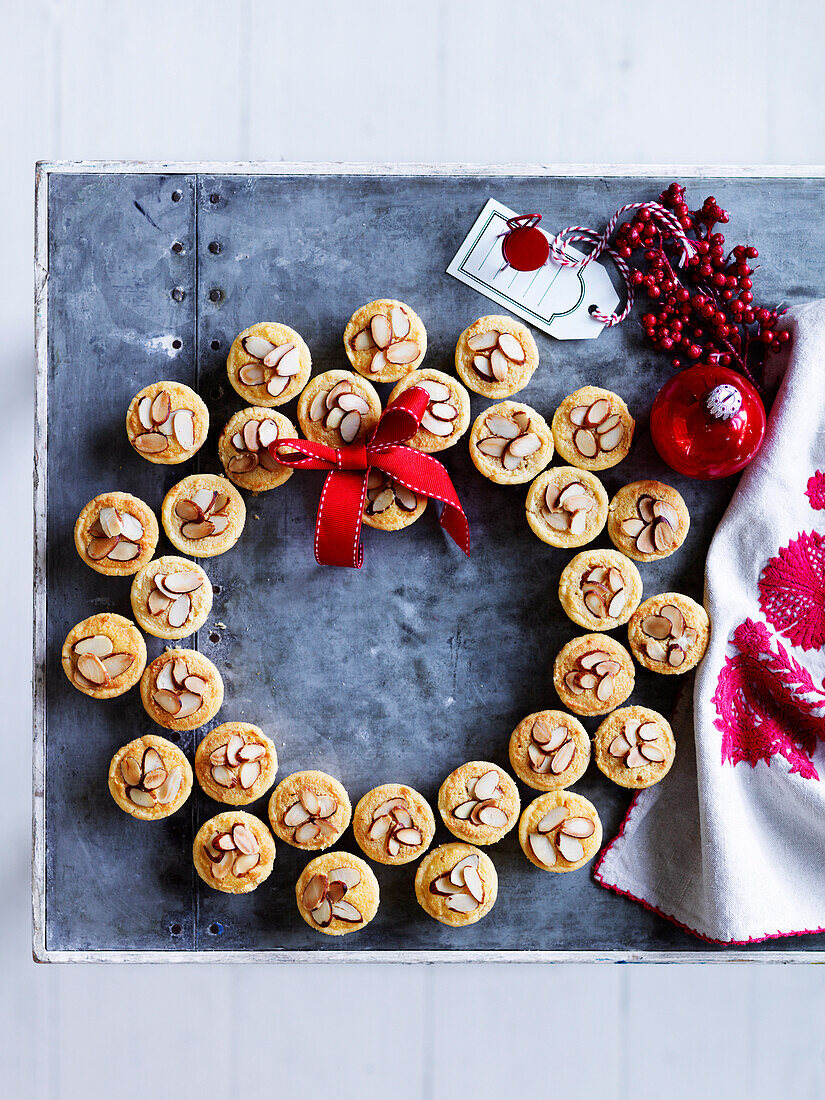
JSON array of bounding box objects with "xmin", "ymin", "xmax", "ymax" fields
[
  {"xmin": 438, "ymin": 500, "xmax": 471, "ymax": 557},
  {"xmin": 374, "ymin": 447, "xmax": 470, "ymax": 558},
  {"xmin": 315, "ymin": 468, "xmax": 368, "ymax": 568}
]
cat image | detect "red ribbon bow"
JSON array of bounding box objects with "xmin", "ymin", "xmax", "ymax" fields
[{"xmin": 269, "ymin": 386, "xmax": 470, "ymax": 568}]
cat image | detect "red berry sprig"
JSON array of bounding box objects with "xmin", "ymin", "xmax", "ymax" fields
[{"xmin": 613, "ymin": 182, "xmax": 789, "ymax": 389}]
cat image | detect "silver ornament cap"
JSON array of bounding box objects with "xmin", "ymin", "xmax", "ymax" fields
[{"xmin": 706, "ymin": 383, "xmax": 742, "ymax": 421}]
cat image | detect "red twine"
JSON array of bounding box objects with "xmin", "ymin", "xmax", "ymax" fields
[{"xmin": 270, "ymin": 386, "xmax": 470, "ymax": 568}]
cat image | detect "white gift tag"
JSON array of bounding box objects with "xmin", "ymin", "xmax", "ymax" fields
[{"xmin": 447, "ymin": 198, "xmax": 620, "ymax": 340}]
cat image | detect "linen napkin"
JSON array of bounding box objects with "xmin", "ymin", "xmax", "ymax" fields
[{"xmin": 595, "ymin": 300, "xmax": 825, "ymax": 943}]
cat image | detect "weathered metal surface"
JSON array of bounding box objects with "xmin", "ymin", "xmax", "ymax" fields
[{"xmin": 35, "ymin": 166, "xmax": 825, "ymax": 959}]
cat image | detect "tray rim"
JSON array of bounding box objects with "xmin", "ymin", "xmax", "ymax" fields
[{"xmin": 33, "ymin": 161, "xmax": 825, "ymax": 964}]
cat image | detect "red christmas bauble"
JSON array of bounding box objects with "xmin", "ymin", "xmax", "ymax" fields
[
  {"xmin": 501, "ymin": 214, "xmax": 550, "ymax": 272},
  {"xmin": 650, "ymin": 365, "xmax": 766, "ymax": 479}
]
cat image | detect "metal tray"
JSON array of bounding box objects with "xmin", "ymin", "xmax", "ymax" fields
[{"xmin": 34, "ymin": 163, "xmax": 825, "ymax": 962}]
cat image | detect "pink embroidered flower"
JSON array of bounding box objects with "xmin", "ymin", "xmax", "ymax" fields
[
  {"xmin": 758, "ymin": 530, "xmax": 825, "ymax": 652},
  {"xmin": 713, "ymin": 618, "xmax": 825, "ymax": 780},
  {"xmin": 806, "ymin": 470, "xmax": 825, "ymax": 510}
]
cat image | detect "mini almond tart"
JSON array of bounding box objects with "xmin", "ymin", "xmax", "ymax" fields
[
  {"xmin": 362, "ymin": 469, "xmax": 427, "ymax": 532},
  {"xmin": 130, "ymin": 556, "xmax": 213, "ymax": 641},
  {"xmin": 594, "ymin": 706, "xmax": 676, "ymax": 789},
  {"xmin": 218, "ymin": 407, "xmax": 296, "ymax": 492},
  {"xmin": 525, "ymin": 467, "xmax": 608, "ymax": 548},
  {"xmin": 508, "ymin": 710, "xmax": 590, "ymax": 792},
  {"xmin": 161, "ymin": 474, "xmax": 246, "ymax": 558},
  {"xmin": 628, "ymin": 593, "xmax": 710, "ymax": 675},
  {"xmin": 558, "ymin": 549, "xmax": 643, "ymax": 631},
  {"xmin": 414, "ymin": 842, "xmax": 498, "ymax": 928},
  {"xmin": 437, "ymin": 761, "xmax": 520, "ymax": 845},
  {"xmin": 268, "ymin": 770, "xmax": 352, "ymax": 851},
  {"xmin": 74, "ymin": 491, "xmax": 159, "ymax": 576},
  {"xmin": 126, "ymin": 380, "xmax": 209, "ymax": 465},
  {"xmin": 469, "ymin": 401, "xmax": 553, "ymax": 485},
  {"xmin": 62, "ymin": 613, "xmax": 147, "ymax": 699},
  {"xmin": 352, "ymin": 784, "xmax": 436, "ymax": 866},
  {"xmin": 553, "ymin": 632, "xmax": 635, "ymax": 716},
  {"xmin": 139, "ymin": 647, "xmax": 224, "ymax": 732},
  {"xmin": 551, "ymin": 386, "xmax": 635, "ymax": 471},
  {"xmin": 108, "ymin": 735, "xmax": 193, "ymax": 820},
  {"xmin": 193, "ymin": 811, "xmax": 276, "ymax": 895},
  {"xmin": 607, "ymin": 480, "xmax": 690, "ymax": 562},
  {"xmin": 194, "ymin": 722, "xmax": 278, "ymax": 806},
  {"xmin": 387, "ymin": 369, "xmax": 471, "ymax": 453},
  {"xmin": 343, "ymin": 299, "xmax": 427, "ymax": 383},
  {"xmin": 296, "ymin": 369, "xmax": 381, "ymax": 448},
  {"xmin": 296, "ymin": 851, "xmax": 379, "ymax": 936},
  {"xmin": 226, "ymin": 321, "xmax": 312, "ymax": 407},
  {"xmin": 519, "ymin": 791, "xmax": 602, "ymax": 873},
  {"xmin": 455, "ymin": 315, "xmax": 539, "ymax": 399}
]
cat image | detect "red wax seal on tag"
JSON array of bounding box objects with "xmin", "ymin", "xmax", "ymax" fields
[
  {"xmin": 501, "ymin": 214, "xmax": 550, "ymax": 272},
  {"xmin": 650, "ymin": 364, "xmax": 766, "ymax": 479}
]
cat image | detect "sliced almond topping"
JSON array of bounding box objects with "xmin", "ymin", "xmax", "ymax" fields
[
  {"xmin": 99, "ymin": 507, "xmax": 123, "ymax": 538},
  {"xmin": 449, "ymin": 854, "xmax": 480, "ymax": 888},
  {"xmin": 101, "ymin": 653, "xmax": 135, "ymax": 678},
  {"xmin": 76, "ymin": 653, "xmax": 109, "ymax": 685},
  {"xmin": 508, "ymin": 432, "xmax": 541, "ymax": 458},
  {"xmin": 316, "ymin": 796, "xmax": 338, "ymax": 819},
  {"xmin": 660, "ymin": 604, "xmax": 685, "ymax": 637},
  {"xmin": 641, "ymin": 615, "xmax": 673, "ymax": 640},
  {"xmin": 430, "ymin": 874, "xmax": 462, "ymax": 895},
  {"xmin": 74, "ymin": 634, "xmax": 114, "ymax": 658},
  {"xmin": 468, "ymin": 330, "xmax": 500, "ymax": 352},
  {"xmin": 446, "ymin": 892, "xmax": 480, "ymax": 913},
  {"xmin": 472, "ymin": 354, "xmax": 495, "ymax": 379},
  {"xmin": 368, "ymin": 816, "xmax": 391, "ymax": 840},
  {"xmin": 369, "ymin": 349, "xmax": 387, "ymax": 374},
  {"xmin": 584, "ymin": 399, "xmax": 610, "ymax": 426},
  {"xmin": 622, "ymin": 517, "xmax": 645, "ymax": 538},
  {"xmin": 653, "ymin": 500, "xmax": 680, "ymax": 527},
  {"xmin": 385, "ymin": 339, "xmax": 420, "ymax": 365},
  {"xmin": 302, "ymin": 873, "xmax": 328, "ymax": 911},
  {"xmin": 153, "ymin": 689, "xmax": 182, "ymax": 715},
  {"xmin": 330, "ymin": 900, "xmax": 363, "ymax": 923},
  {"xmin": 489, "ymin": 348, "xmax": 509, "ymax": 381},
  {"xmin": 337, "ymin": 393, "xmax": 370, "ymax": 416},
  {"xmin": 233, "ymin": 853, "xmax": 261, "ymax": 875},
  {"xmin": 637, "ymin": 722, "xmax": 660, "ymax": 742},
  {"xmin": 138, "ymin": 395, "xmax": 153, "ymax": 429},
  {"xmin": 370, "ymin": 314, "xmax": 392, "ymax": 348},
  {"xmin": 395, "ymin": 827, "xmax": 423, "ymax": 847},
  {"xmin": 497, "ymin": 332, "xmax": 525, "ymax": 362},
  {"xmin": 211, "ymin": 765, "xmax": 235, "ymax": 788},
  {"xmin": 141, "ymin": 747, "xmax": 163, "ymax": 773},
  {"xmin": 151, "ymin": 390, "xmax": 171, "ymax": 425},
  {"xmin": 232, "ymin": 824, "xmax": 259, "ymax": 855},
  {"xmin": 635, "ymin": 525, "xmax": 657, "ymax": 555},
  {"xmin": 579, "ymin": 650, "xmax": 612, "ymax": 670},
  {"xmin": 325, "ymin": 407, "xmax": 345, "ymax": 431},
  {"xmin": 599, "ymin": 424, "xmax": 624, "ymax": 452},
  {"xmin": 596, "ymin": 675, "xmax": 615, "ymax": 702},
  {"xmin": 625, "ymin": 746, "xmax": 647, "ymax": 768},
  {"xmin": 668, "ymin": 647, "xmax": 686, "ymax": 667},
  {"xmin": 486, "ymin": 414, "xmax": 520, "ymax": 440},
  {"xmin": 275, "ymin": 347, "xmax": 301, "ymax": 376},
  {"xmin": 609, "ymin": 734, "xmax": 632, "ymax": 757},
  {"xmin": 476, "ymin": 436, "xmax": 508, "ymax": 458},
  {"xmin": 107, "ymin": 541, "xmax": 140, "ymax": 562},
  {"xmin": 557, "ymin": 833, "xmax": 585, "ymax": 863},
  {"xmin": 463, "ymin": 865, "xmax": 484, "ymax": 902},
  {"xmin": 421, "ymin": 410, "xmax": 454, "ymax": 437},
  {"xmin": 529, "ymin": 832, "xmax": 557, "ymax": 867},
  {"xmin": 238, "ymin": 743, "xmax": 266, "ymax": 762},
  {"xmin": 215, "ymin": 832, "xmax": 236, "ymax": 851},
  {"xmin": 165, "ymin": 594, "xmax": 191, "ymax": 629},
  {"xmin": 238, "ymin": 761, "xmax": 261, "ymax": 789},
  {"xmin": 176, "ymin": 690, "xmax": 203, "ymax": 719},
  {"xmin": 239, "ymin": 362, "xmax": 266, "ymax": 386},
  {"xmin": 420, "ymin": 380, "xmax": 451, "ymax": 402},
  {"xmin": 242, "ymin": 335, "xmax": 276, "ymax": 359},
  {"xmin": 569, "ymin": 406, "xmax": 588, "ymax": 427},
  {"xmin": 311, "ymin": 898, "xmax": 333, "ymax": 926},
  {"xmin": 119, "ymin": 513, "xmax": 144, "ymax": 542},
  {"xmin": 328, "ymin": 866, "xmax": 361, "ymax": 890},
  {"xmin": 300, "ymin": 789, "xmax": 321, "ymax": 817},
  {"xmin": 564, "ymin": 671, "xmax": 585, "ymax": 694},
  {"xmin": 142, "ymin": 767, "xmax": 167, "ymax": 791},
  {"xmin": 121, "ymin": 756, "xmax": 142, "ymax": 787},
  {"xmin": 537, "ymin": 806, "xmax": 568, "ymax": 832},
  {"xmin": 597, "ymin": 413, "xmax": 622, "ymax": 434},
  {"xmin": 645, "ymin": 639, "xmax": 669, "ymax": 662},
  {"xmin": 134, "ymin": 431, "xmax": 169, "ymax": 454},
  {"xmin": 573, "ymin": 428, "xmax": 598, "ymax": 458},
  {"xmin": 86, "ymin": 535, "xmax": 120, "ymax": 560},
  {"xmin": 551, "ymin": 739, "xmax": 576, "ymax": 775},
  {"xmin": 390, "ymin": 306, "xmax": 411, "ymax": 339},
  {"xmin": 352, "ymin": 328, "xmax": 375, "ymax": 352},
  {"xmin": 223, "ymin": 734, "xmax": 243, "ymax": 767},
  {"xmin": 560, "ymin": 817, "xmax": 595, "ymax": 839},
  {"xmin": 641, "ymin": 744, "xmax": 666, "ymax": 762},
  {"xmin": 284, "ymin": 802, "xmax": 311, "ymax": 826},
  {"xmin": 578, "ymin": 671, "xmax": 598, "ymax": 690},
  {"xmin": 128, "ymin": 788, "xmax": 155, "ymax": 808},
  {"xmin": 473, "ymin": 770, "xmax": 501, "ymax": 801},
  {"xmin": 339, "ymin": 411, "xmax": 362, "ymax": 444},
  {"xmin": 172, "ymin": 410, "xmax": 195, "ymax": 450},
  {"xmin": 394, "ymin": 485, "xmax": 418, "ymax": 511},
  {"xmin": 266, "ymin": 374, "xmax": 290, "ymax": 398},
  {"xmin": 430, "ymin": 401, "xmax": 458, "ymax": 422},
  {"xmin": 477, "ymin": 805, "xmax": 508, "ymax": 828}
]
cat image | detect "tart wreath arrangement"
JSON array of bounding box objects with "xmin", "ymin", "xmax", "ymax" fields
[{"xmin": 65, "ymin": 184, "xmax": 782, "ymax": 936}]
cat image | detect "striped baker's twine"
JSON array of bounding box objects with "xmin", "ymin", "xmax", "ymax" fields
[{"xmin": 548, "ymin": 201, "xmax": 697, "ymax": 327}]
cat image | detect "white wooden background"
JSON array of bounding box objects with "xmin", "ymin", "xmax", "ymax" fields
[{"xmin": 5, "ymin": 0, "xmax": 825, "ymax": 1096}]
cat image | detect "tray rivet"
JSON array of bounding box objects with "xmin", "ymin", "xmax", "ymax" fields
[
  {"xmin": 210, "ymin": 339, "xmax": 221, "ymax": 351},
  {"xmin": 209, "ymin": 193, "xmax": 220, "ymax": 205},
  {"xmin": 209, "ymin": 288, "xmax": 223, "ymax": 303},
  {"xmin": 172, "ymin": 338, "xmax": 182, "ymax": 350},
  {"xmin": 208, "ymin": 922, "xmax": 224, "ymax": 935},
  {"xmin": 208, "ymin": 241, "xmax": 222, "ymax": 255},
  {"xmin": 172, "ymin": 241, "xmax": 184, "ymax": 254},
  {"xmin": 169, "ymin": 922, "xmax": 182, "ymax": 936},
  {"xmin": 171, "ymin": 287, "xmax": 185, "ymax": 302},
  {"xmin": 171, "ymin": 189, "xmax": 182, "ymax": 203}
]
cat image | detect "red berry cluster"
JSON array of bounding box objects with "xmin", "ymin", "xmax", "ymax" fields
[{"xmin": 613, "ymin": 182, "xmax": 788, "ymax": 388}]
